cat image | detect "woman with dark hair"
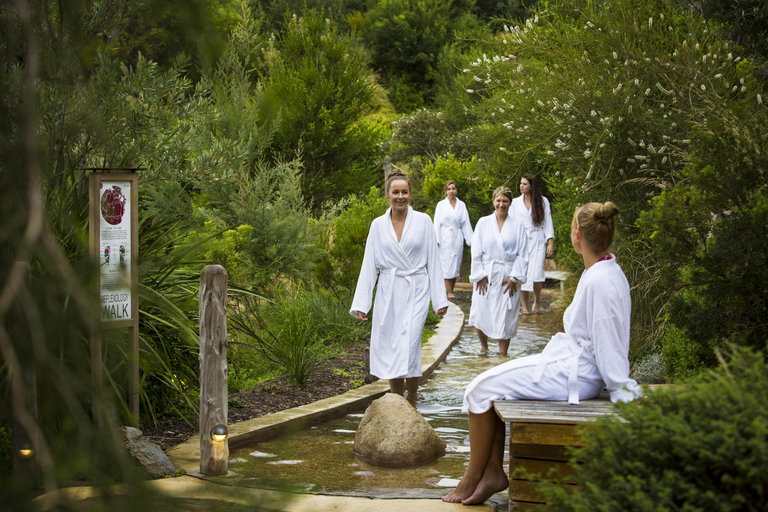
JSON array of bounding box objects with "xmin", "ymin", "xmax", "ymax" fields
[
  {"xmin": 351, "ymin": 171, "xmax": 449, "ymax": 405},
  {"xmin": 511, "ymin": 173, "xmax": 554, "ymax": 314},
  {"xmin": 443, "ymin": 202, "xmax": 641, "ymax": 506},
  {"xmin": 434, "ymin": 180, "xmax": 473, "ymax": 299},
  {"xmin": 467, "ymin": 186, "xmax": 528, "ymax": 357}
]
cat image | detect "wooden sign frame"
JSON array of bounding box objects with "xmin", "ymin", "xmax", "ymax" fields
[{"xmin": 89, "ymin": 172, "xmax": 140, "ymax": 425}]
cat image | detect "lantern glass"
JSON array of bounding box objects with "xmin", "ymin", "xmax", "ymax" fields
[{"xmin": 210, "ymin": 424, "xmax": 228, "ymax": 442}]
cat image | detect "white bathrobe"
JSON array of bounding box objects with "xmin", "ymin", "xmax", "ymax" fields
[
  {"xmin": 511, "ymin": 195, "xmax": 554, "ymax": 292},
  {"xmin": 350, "ymin": 206, "xmax": 449, "ymax": 379},
  {"xmin": 463, "ymin": 255, "xmax": 642, "ymax": 414},
  {"xmin": 467, "ymin": 213, "xmax": 529, "ymax": 340},
  {"xmin": 433, "ymin": 197, "xmax": 473, "ymax": 279}
]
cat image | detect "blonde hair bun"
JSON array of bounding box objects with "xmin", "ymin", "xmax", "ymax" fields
[
  {"xmin": 594, "ymin": 202, "xmax": 619, "ymax": 222},
  {"xmin": 575, "ymin": 201, "xmax": 619, "ymax": 252}
]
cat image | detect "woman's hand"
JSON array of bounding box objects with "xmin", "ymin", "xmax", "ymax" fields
[
  {"xmin": 476, "ymin": 277, "xmax": 489, "ymax": 295},
  {"xmin": 503, "ymin": 278, "xmax": 516, "ymax": 297},
  {"xmin": 354, "ymin": 311, "xmax": 368, "ymax": 321},
  {"xmin": 437, "ymin": 306, "xmax": 448, "ymax": 318},
  {"xmin": 546, "ymin": 239, "xmax": 554, "ymax": 258}
]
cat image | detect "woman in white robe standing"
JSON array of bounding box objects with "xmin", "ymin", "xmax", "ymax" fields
[
  {"xmin": 434, "ymin": 180, "xmax": 473, "ymax": 299},
  {"xmin": 443, "ymin": 202, "xmax": 642, "ymax": 506},
  {"xmin": 467, "ymin": 186, "xmax": 529, "ymax": 357},
  {"xmin": 511, "ymin": 173, "xmax": 554, "ymax": 314},
  {"xmin": 351, "ymin": 172, "xmax": 449, "ymax": 405}
]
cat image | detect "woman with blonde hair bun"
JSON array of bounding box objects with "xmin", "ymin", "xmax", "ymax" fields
[
  {"xmin": 467, "ymin": 186, "xmax": 529, "ymax": 357},
  {"xmin": 444, "ymin": 201, "xmax": 641, "ymax": 506}
]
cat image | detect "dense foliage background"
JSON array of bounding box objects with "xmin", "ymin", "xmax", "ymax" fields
[{"xmin": 1, "ymin": 0, "xmax": 766, "ymax": 507}]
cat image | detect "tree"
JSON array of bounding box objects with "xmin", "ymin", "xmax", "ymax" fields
[
  {"xmin": 362, "ymin": 0, "xmax": 479, "ymax": 110},
  {"xmin": 426, "ymin": 0, "xmax": 766, "ymax": 365},
  {"xmin": 639, "ymin": 112, "xmax": 768, "ymax": 376},
  {"xmin": 263, "ymin": 8, "xmax": 383, "ymax": 210}
]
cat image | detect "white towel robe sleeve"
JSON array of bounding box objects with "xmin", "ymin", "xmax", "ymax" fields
[
  {"xmin": 433, "ymin": 198, "xmax": 474, "ymax": 279},
  {"xmin": 350, "ymin": 206, "xmax": 449, "ymax": 379},
  {"xmin": 511, "ymin": 195, "xmax": 554, "ymax": 292},
  {"xmin": 463, "ymin": 256, "xmax": 642, "ymax": 414},
  {"xmin": 467, "ymin": 214, "xmax": 529, "ymax": 340}
]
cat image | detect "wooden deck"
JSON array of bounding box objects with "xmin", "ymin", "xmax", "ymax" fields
[{"xmin": 494, "ymin": 392, "xmax": 617, "ymax": 511}]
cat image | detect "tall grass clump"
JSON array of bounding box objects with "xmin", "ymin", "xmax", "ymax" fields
[{"xmin": 230, "ymin": 287, "xmax": 370, "ymax": 386}]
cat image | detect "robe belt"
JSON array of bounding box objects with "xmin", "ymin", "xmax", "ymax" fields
[
  {"xmin": 482, "ymin": 258, "xmax": 516, "ymax": 310},
  {"xmin": 526, "ymin": 225, "xmax": 545, "ymax": 240},
  {"xmin": 531, "ymin": 334, "xmax": 597, "ymax": 405},
  {"xmin": 378, "ymin": 267, "xmax": 428, "ymax": 331}
]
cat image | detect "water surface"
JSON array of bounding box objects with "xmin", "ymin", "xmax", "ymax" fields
[{"xmin": 209, "ymin": 294, "xmax": 560, "ymax": 498}]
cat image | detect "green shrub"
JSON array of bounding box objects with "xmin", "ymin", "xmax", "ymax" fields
[
  {"xmin": 312, "ymin": 187, "xmax": 389, "ymax": 291},
  {"xmin": 539, "ymin": 347, "xmax": 768, "ymax": 512}
]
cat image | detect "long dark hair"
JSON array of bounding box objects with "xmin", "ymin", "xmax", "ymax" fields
[{"xmin": 522, "ymin": 173, "xmax": 544, "ymax": 226}]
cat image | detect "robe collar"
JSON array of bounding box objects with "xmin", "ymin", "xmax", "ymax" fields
[
  {"xmin": 492, "ymin": 213, "xmax": 511, "ymax": 257},
  {"xmin": 385, "ymin": 205, "xmax": 414, "ymax": 247}
]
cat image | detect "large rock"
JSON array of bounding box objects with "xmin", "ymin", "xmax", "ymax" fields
[
  {"xmin": 119, "ymin": 426, "xmax": 176, "ymax": 479},
  {"xmin": 353, "ymin": 393, "xmax": 446, "ymax": 467}
]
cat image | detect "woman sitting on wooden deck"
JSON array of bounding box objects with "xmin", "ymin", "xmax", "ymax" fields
[{"xmin": 443, "ymin": 201, "xmax": 642, "ymax": 506}]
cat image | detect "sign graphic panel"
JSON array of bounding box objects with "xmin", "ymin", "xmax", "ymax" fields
[{"xmin": 99, "ymin": 181, "xmax": 132, "ymax": 321}]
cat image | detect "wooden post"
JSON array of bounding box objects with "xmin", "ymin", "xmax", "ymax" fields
[
  {"xmin": 199, "ymin": 265, "xmax": 228, "ymax": 475},
  {"xmin": 363, "ymin": 348, "xmax": 378, "ymax": 384}
]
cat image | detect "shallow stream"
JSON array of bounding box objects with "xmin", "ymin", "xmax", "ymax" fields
[{"xmin": 206, "ymin": 294, "xmax": 560, "ymax": 498}]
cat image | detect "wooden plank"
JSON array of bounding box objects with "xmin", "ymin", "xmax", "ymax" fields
[
  {"xmin": 510, "ymin": 479, "xmax": 578, "ymax": 505},
  {"xmin": 510, "ymin": 458, "xmax": 576, "ymax": 483},
  {"xmin": 509, "ymin": 501, "xmax": 543, "ymax": 511},
  {"xmin": 509, "ymin": 480, "xmax": 545, "ymax": 503},
  {"xmin": 510, "ymin": 423, "xmax": 587, "ymax": 446},
  {"xmin": 494, "ymin": 399, "xmax": 618, "ymax": 425},
  {"xmin": 511, "ymin": 443, "xmax": 573, "ymax": 461}
]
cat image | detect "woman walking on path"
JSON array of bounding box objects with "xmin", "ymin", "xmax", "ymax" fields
[
  {"xmin": 443, "ymin": 202, "xmax": 642, "ymax": 506},
  {"xmin": 350, "ymin": 172, "xmax": 449, "ymax": 405},
  {"xmin": 467, "ymin": 186, "xmax": 528, "ymax": 357},
  {"xmin": 511, "ymin": 173, "xmax": 554, "ymax": 314},
  {"xmin": 434, "ymin": 180, "xmax": 473, "ymax": 299}
]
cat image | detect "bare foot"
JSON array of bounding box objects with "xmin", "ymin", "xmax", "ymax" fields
[
  {"xmin": 461, "ymin": 470, "xmax": 509, "ymax": 505},
  {"xmin": 532, "ymin": 303, "xmax": 541, "ymax": 314},
  {"xmin": 442, "ymin": 473, "xmax": 480, "ymax": 503}
]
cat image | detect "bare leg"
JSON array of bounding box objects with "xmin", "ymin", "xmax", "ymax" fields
[
  {"xmin": 476, "ymin": 328, "xmax": 489, "ymax": 354},
  {"xmin": 498, "ymin": 339, "xmax": 510, "ymax": 357},
  {"xmin": 443, "ymin": 410, "xmax": 508, "ymax": 504},
  {"xmin": 389, "ymin": 378, "xmax": 405, "ymax": 396},
  {"xmin": 520, "ymin": 290, "xmax": 530, "ymax": 314},
  {"xmin": 445, "ymin": 278, "xmax": 457, "ymax": 299},
  {"xmin": 463, "ymin": 413, "xmax": 509, "ymax": 505},
  {"xmin": 532, "ymin": 282, "xmax": 543, "ymax": 313},
  {"xmin": 405, "ymin": 377, "xmax": 419, "ymax": 406}
]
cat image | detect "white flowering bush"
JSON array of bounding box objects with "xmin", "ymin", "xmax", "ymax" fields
[{"xmin": 447, "ymin": 0, "xmax": 766, "ymax": 363}]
